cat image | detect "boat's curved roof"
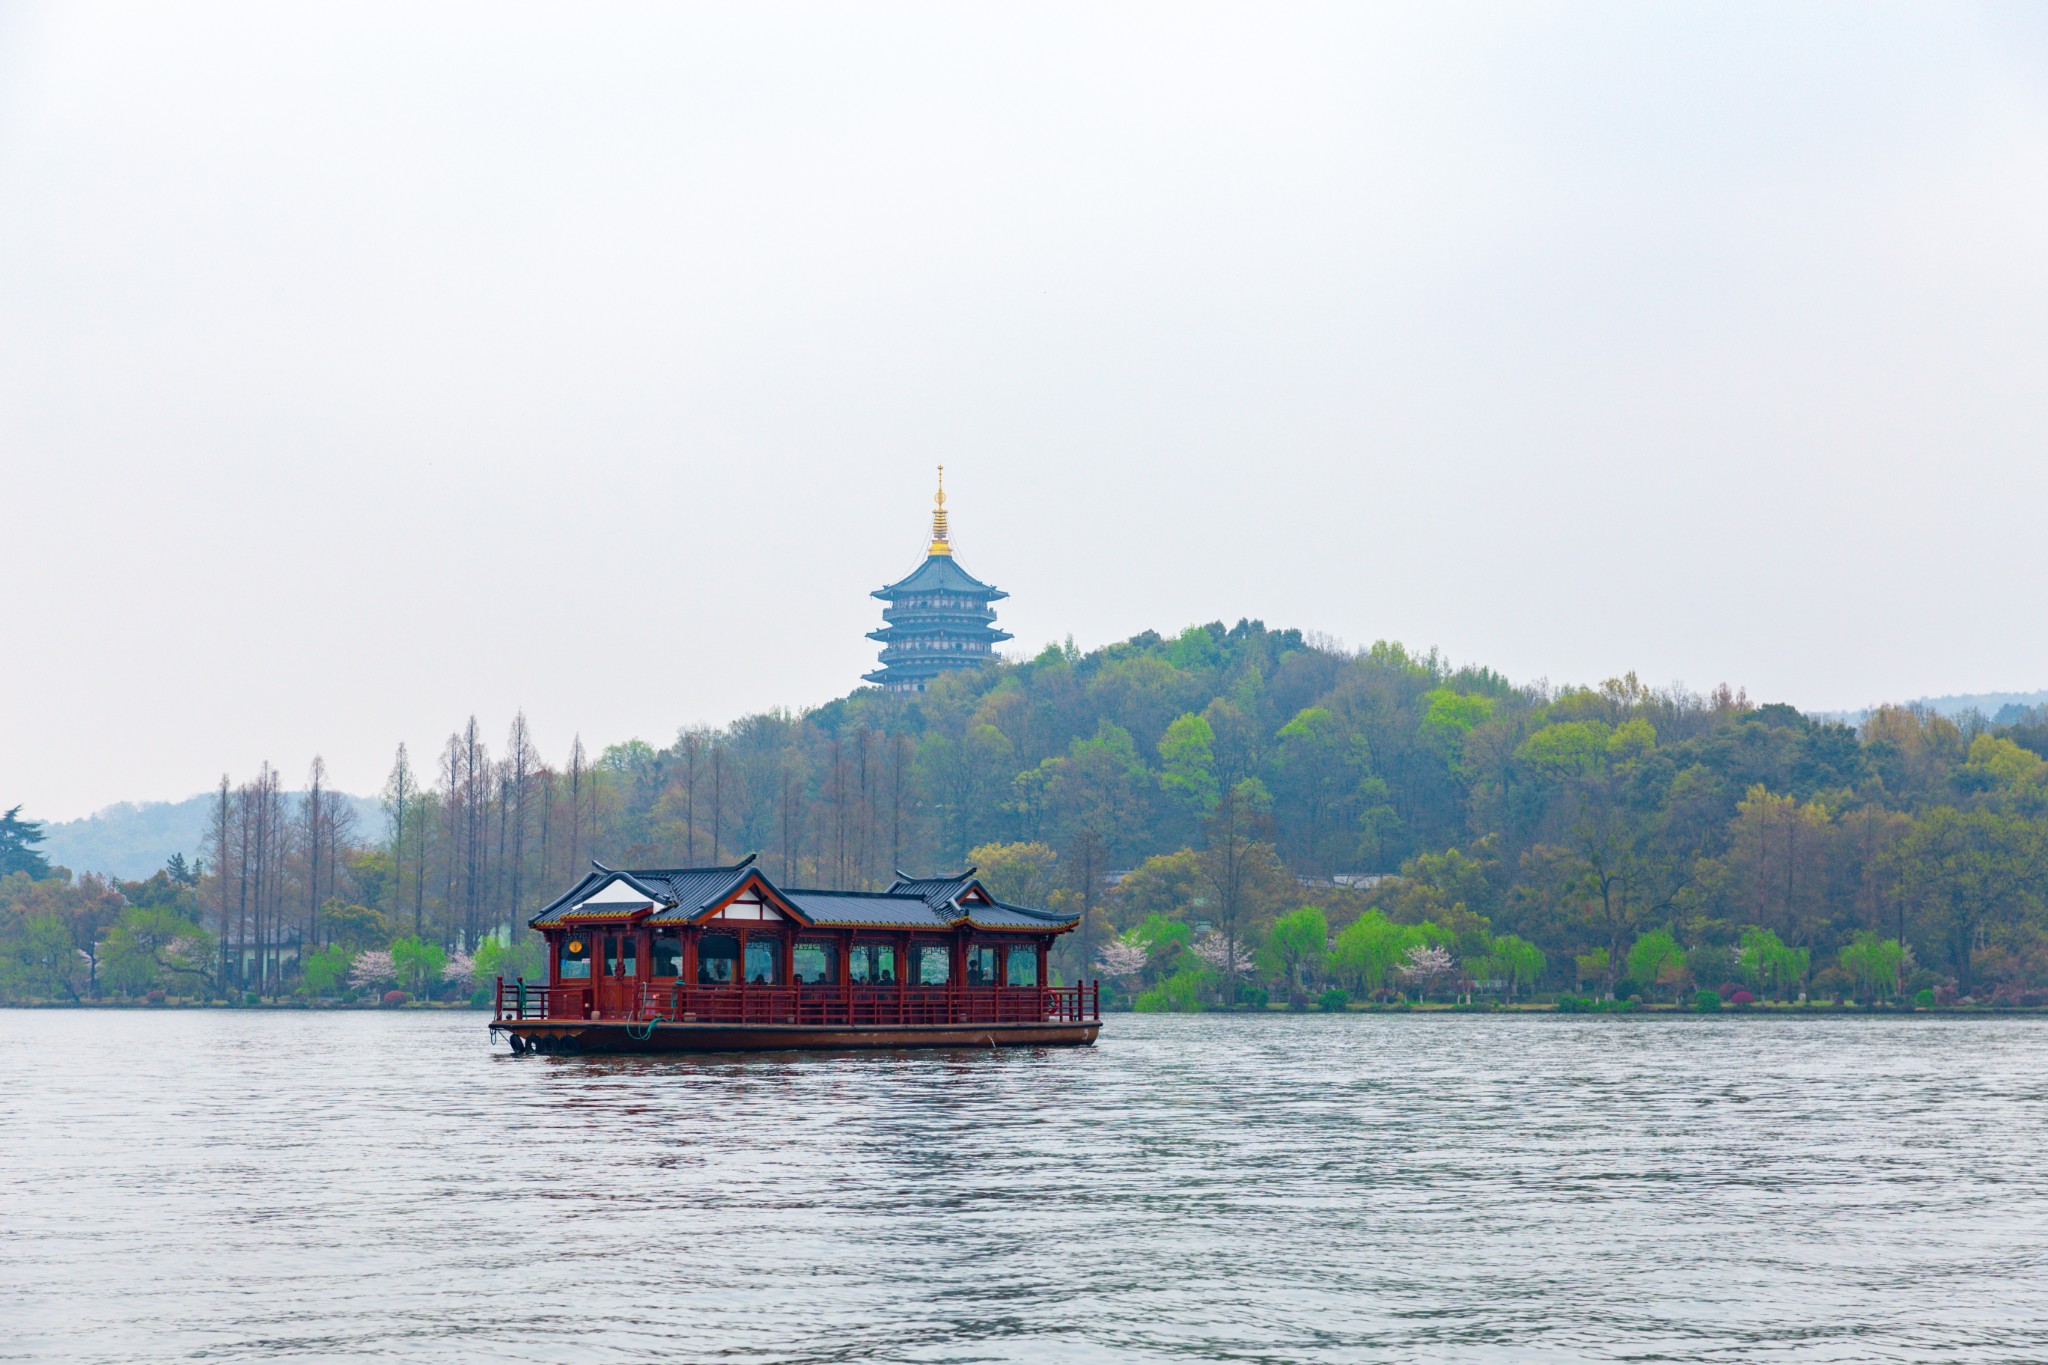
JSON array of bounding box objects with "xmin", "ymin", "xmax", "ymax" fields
[{"xmin": 530, "ymin": 859, "xmax": 1076, "ymax": 933}]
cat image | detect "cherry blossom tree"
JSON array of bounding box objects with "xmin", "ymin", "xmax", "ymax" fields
[
  {"xmin": 1095, "ymin": 939, "xmax": 1148, "ymax": 980},
  {"xmin": 348, "ymin": 948, "xmax": 396, "ymax": 992},
  {"xmin": 1397, "ymin": 944, "xmax": 1456, "ymax": 1002},
  {"xmin": 1192, "ymin": 934, "xmax": 1256, "ymax": 976}
]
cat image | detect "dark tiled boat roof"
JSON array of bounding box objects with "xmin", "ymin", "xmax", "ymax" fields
[
  {"xmin": 529, "ymin": 860, "xmax": 1077, "ymax": 932},
  {"xmin": 890, "ymin": 873, "xmax": 979, "ymax": 906},
  {"xmin": 781, "ymin": 889, "xmax": 951, "ymax": 929}
]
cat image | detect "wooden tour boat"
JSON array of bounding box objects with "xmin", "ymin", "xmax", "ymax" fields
[{"xmin": 491, "ymin": 857, "xmax": 1101, "ymax": 1054}]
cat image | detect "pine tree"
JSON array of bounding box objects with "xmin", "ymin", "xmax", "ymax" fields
[{"xmin": 0, "ymin": 806, "xmax": 52, "ymax": 879}]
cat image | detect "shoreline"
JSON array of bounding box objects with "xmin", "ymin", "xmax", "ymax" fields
[{"xmin": 5, "ymin": 1000, "xmax": 2046, "ymax": 1018}]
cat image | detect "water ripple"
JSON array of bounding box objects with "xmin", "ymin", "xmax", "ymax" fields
[{"xmin": 3, "ymin": 1012, "xmax": 2046, "ymax": 1362}]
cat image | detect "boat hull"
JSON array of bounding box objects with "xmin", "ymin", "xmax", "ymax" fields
[{"xmin": 490, "ymin": 1019, "xmax": 1100, "ymax": 1054}]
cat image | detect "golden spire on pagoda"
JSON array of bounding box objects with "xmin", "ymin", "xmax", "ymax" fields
[{"xmin": 928, "ymin": 464, "xmax": 952, "ymax": 556}]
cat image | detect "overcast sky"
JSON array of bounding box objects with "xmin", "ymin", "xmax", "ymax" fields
[{"xmin": 4, "ymin": 3, "xmax": 2048, "ymax": 820}]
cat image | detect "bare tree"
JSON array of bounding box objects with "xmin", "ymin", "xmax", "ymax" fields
[
  {"xmin": 302, "ymin": 756, "xmax": 329, "ymax": 948},
  {"xmin": 384, "ymin": 743, "xmax": 419, "ymax": 933},
  {"xmin": 676, "ymin": 729, "xmax": 705, "ymax": 863},
  {"xmin": 567, "ymin": 735, "xmax": 587, "ymax": 871},
  {"xmin": 505, "ymin": 712, "xmax": 539, "ymax": 929},
  {"xmin": 206, "ymin": 775, "xmax": 235, "ymax": 988},
  {"xmin": 711, "ymin": 742, "xmax": 725, "ymax": 862}
]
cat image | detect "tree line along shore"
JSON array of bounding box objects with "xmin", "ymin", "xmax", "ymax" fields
[{"xmin": 6, "ymin": 621, "xmax": 2048, "ymax": 1013}]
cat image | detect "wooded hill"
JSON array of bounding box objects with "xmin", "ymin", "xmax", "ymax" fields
[{"xmin": 7, "ymin": 620, "xmax": 2048, "ymax": 1007}]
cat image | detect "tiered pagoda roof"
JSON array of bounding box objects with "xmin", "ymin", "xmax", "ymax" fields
[{"xmin": 863, "ymin": 467, "xmax": 1011, "ymax": 693}]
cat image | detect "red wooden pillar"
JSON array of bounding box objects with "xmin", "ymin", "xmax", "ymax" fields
[
  {"xmin": 897, "ymin": 932, "xmax": 910, "ymax": 1024},
  {"xmin": 838, "ymin": 934, "xmax": 853, "ymax": 1027}
]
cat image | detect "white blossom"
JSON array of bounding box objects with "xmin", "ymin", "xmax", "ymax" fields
[
  {"xmin": 1095, "ymin": 940, "xmax": 1148, "ymax": 979},
  {"xmin": 348, "ymin": 949, "xmax": 396, "ymax": 990},
  {"xmin": 1397, "ymin": 944, "xmax": 1456, "ymax": 996},
  {"xmin": 442, "ymin": 950, "xmax": 476, "ymax": 984},
  {"xmin": 1192, "ymin": 935, "xmax": 1256, "ymax": 975}
]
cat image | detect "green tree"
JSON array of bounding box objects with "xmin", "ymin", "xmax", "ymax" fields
[
  {"xmin": 1041, "ymin": 722, "xmax": 1151, "ymax": 963},
  {"xmin": 1573, "ymin": 947, "xmax": 1610, "ymax": 993},
  {"xmin": 1275, "ymin": 707, "xmax": 1363, "ymax": 870},
  {"xmin": 1838, "ymin": 932, "xmax": 1905, "ymax": 1005},
  {"xmin": 389, "ymin": 935, "xmax": 448, "ymax": 997},
  {"xmin": 101, "ymin": 906, "xmax": 215, "ymax": 996},
  {"xmin": 1261, "ymin": 906, "xmax": 1329, "ymax": 1002},
  {"xmin": 1490, "ymin": 934, "xmax": 1545, "ymax": 1001},
  {"xmin": 1107, "ymin": 848, "xmax": 1207, "ymax": 930},
  {"xmin": 1327, "ymin": 910, "xmax": 1409, "ymax": 996},
  {"xmin": 322, "ymin": 902, "xmax": 392, "ymax": 950},
  {"xmin": 1737, "ymin": 926, "xmax": 1810, "ymax": 1001},
  {"xmin": 0, "ymin": 807, "xmax": 52, "ymax": 880},
  {"xmin": 1157, "ymin": 713, "xmax": 1220, "ymax": 817},
  {"xmin": 1892, "ymin": 808, "xmax": 2042, "ymax": 996},
  {"xmin": 301, "ymin": 943, "xmax": 355, "ymax": 996},
  {"xmin": 1199, "ymin": 778, "xmax": 1291, "ymax": 994},
  {"xmin": 1135, "ymin": 967, "xmax": 1209, "ymax": 1013},
  {"xmin": 1, "ymin": 915, "xmax": 82, "ymax": 1000},
  {"xmin": 966, "ymin": 841, "xmax": 1058, "ymax": 906},
  {"xmin": 1626, "ymin": 929, "xmax": 1686, "ymax": 1002}
]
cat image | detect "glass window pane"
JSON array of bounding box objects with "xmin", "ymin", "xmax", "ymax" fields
[
  {"xmin": 794, "ymin": 942, "xmax": 833, "ymax": 985},
  {"xmin": 698, "ymin": 934, "xmax": 738, "ymax": 984},
  {"xmin": 559, "ymin": 935, "xmax": 592, "ymax": 981},
  {"xmin": 620, "ymin": 937, "xmax": 637, "ymax": 976},
  {"xmin": 915, "ymin": 944, "xmax": 950, "ymax": 986},
  {"xmin": 651, "ymin": 935, "xmax": 682, "ymax": 978},
  {"xmin": 1006, "ymin": 947, "xmax": 1037, "ymax": 987},
  {"xmin": 966, "ymin": 946, "xmax": 996, "ymax": 986},
  {"xmin": 603, "ymin": 936, "xmax": 620, "ymax": 976},
  {"xmin": 850, "ymin": 944, "xmax": 896, "ymax": 984},
  {"xmin": 744, "ymin": 939, "xmax": 780, "ymax": 985}
]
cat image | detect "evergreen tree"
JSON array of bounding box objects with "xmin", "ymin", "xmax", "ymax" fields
[{"xmin": 0, "ymin": 806, "xmax": 52, "ymax": 880}]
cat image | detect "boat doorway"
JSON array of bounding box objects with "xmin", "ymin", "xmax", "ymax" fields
[{"xmin": 595, "ymin": 931, "xmax": 640, "ymax": 1018}]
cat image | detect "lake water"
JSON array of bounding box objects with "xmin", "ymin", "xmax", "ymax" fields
[{"xmin": 5, "ymin": 1011, "xmax": 2047, "ymax": 1363}]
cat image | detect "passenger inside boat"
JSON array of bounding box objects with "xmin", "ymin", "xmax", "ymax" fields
[
  {"xmin": 848, "ymin": 942, "xmax": 895, "ymax": 985},
  {"xmin": 698, "ymin": 934, "xmax": 738, "ymax": 984},
  {"xmin": 793, "ymin": 942, "xmax": 833, "ymax": 986},
  {"xmin": 651, "ymin": 930, "xmax": 682, "ymax": 978}
]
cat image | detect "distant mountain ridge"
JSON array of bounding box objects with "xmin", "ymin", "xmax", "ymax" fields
[
  {"xmin": 40, "ymin": 792, "xmax": 384, "ymax": 881},
  {"xmin": 1813, "ymin": 690, "xmax": 2048, "ymax": 727}
]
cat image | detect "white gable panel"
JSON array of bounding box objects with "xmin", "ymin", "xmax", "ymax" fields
[
  {"xmin": 580, "ymin": 878, "xmax": 656, "ymax": 907},
  {"xmin": 718, "ymin": 903, "xmax": 784, "ymax": 921}
]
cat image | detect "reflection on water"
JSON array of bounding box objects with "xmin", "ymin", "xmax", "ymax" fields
[{"xmin": 5, "ymin": 1011, "xmax": 2047, "ymax": 1362}]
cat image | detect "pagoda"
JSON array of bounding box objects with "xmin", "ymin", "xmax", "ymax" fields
[{"xmin": 864, "ymin": 468, "xmax": 1012, "ymax": 693}]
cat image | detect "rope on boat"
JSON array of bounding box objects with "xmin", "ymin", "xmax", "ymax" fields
[{"xmin": 626, "ymin": 1018, "xmax": 659, "ymax": 1041}]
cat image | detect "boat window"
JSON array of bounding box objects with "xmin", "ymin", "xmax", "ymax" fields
[
  {"xmin": 559, "ymin": 936, "xmax": 592, "ymax": 980},
  {"xmin": 793, "ymin": 942, "xmax": 834, "ymax": 985},
  {"xmin": 849, "ymin": 943, "xmax": 896, "ymax": 984},
  {"xmin": 698, "ymin": 934, "xmax": 738, "ymax": 984},
  {"xmin": 744, "ymin": 938, "xmax": 780, "ymax": 985},
  {"xmin": 651, "ymin": 933, "xmax": 682, "ymax": 978},
  {"xmin": 913, "ymin": 943, "xmax": 950, "ymax": 986},
  {"xmin": 965, "ymin": 945, "xmax": 997, "ymax": 986},
  {"xmin": 619, "ymin": 935, "xmax": 637, "ymax": 977},
  {"xmin": 1006, "ymin": 946, "xmax": 1037, "ymax": 987}
]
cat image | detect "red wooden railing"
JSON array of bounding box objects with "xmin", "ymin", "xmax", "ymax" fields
[{"xmin": 494, "ymin": 976, "xmax": 1099, "ymax": 1027}]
